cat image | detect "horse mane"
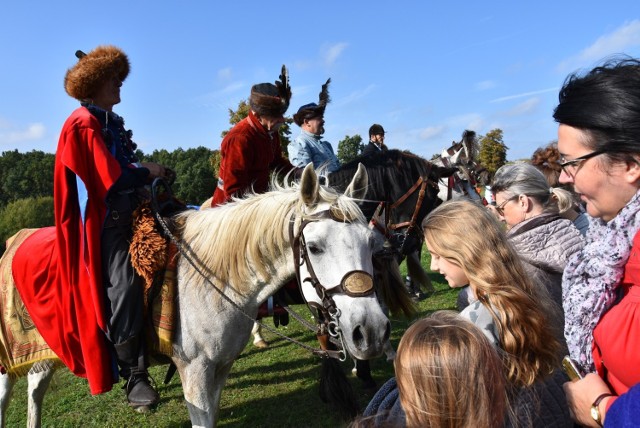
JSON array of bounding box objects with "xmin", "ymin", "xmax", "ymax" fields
[
  {"xmin": 174, "ymin": 180, "xmax": 366, "ymax": 294},
  {"xmin": 329, "ymin": 149, "xmax": 439, "ymax": 200}
]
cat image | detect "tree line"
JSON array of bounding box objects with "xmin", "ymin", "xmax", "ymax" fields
[{"xmin": 0, "ymin": 99, "xmax": 508, "ymax": 255}]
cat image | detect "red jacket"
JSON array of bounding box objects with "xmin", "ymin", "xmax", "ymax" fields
[
  {"xmin": 13, "ymin": 106, "xmax": 121, "ymax": 394},
  {"xmin": 212, "ymin": 111, "xmax": 294, "ymax": 206}
]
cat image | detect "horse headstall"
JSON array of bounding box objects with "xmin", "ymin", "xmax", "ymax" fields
[{"xmin": 288, "ymin": 209, "xmax": 375, "ymax": 325}]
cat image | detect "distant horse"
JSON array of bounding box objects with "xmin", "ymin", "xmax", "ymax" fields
[
  {"xmin": 432, "ymin": 130, "xmax": 491, "ymax": 203},
  {"xmin": 0, "ymin": 165, "xmax": 389, "ymax": 428}
]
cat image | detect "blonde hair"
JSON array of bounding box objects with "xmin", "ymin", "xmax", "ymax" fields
[
  {"xmin": 422, "ymin": 200, "xmax": 561, "ymax": 387},
  {"xmin": 396, "ymin": 311, "xmax": 507, "ymax": 428}
]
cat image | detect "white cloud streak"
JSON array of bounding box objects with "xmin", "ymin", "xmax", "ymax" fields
[
  {"xmin": 0, "ymin": 123, "xmax": 46, "ymax": 145},
  {"xmin": 557, "ymin": 20, "xmax": 640, "ymax": 72},
  {"xmin": 321, "ymin": 42, "xmax": 348, "ymax": 66},
  {"xmin": 490, "ymin": 87, "xmax": 557, "ymax": 103}
]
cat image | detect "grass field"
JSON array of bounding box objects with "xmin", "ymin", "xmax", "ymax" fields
[{"xmin": 4, "ymin": 254, "xmax": 457, "ymax": 427}]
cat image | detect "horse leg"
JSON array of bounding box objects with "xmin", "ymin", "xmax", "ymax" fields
[
  {"xmin": 406, "ymin": 248, "xmax": 433, "ymax": 297},
  {"xmin": 251, "ymin": 321, "xmax": 269, "ymax": 349},
  {"xmin": 177, "ymin": 359, "xmax": 233, "ymax": 428},
  {"xmin": 26, "ymin": 368, "xmax": 54, "ymax": 428},
  {"xmin": 0, "ymin": 372, "xmax": 16, "ymax": 428}
]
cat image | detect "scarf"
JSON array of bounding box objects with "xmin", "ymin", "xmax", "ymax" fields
[{"xmin": 562, "ymin": 189, "xmax": 640, "ymax": 373}]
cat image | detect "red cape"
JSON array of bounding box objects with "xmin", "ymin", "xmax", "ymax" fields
[{"xmin": 12, "ymin": 107, "xmax": 121, "ymax": 394}]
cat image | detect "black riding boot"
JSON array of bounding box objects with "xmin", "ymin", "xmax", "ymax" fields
[{"xmin": 114, "ymin": 336, "xmax": 160, "ymax": 408}]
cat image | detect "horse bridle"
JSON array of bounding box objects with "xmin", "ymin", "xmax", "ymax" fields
[
  {"xmin": 371, "ymin": 172, "xmax": 438, "ymax": 255},
  {"xmin": 289, "ymin": 209, "xmax": 375, "ymax": 361}
]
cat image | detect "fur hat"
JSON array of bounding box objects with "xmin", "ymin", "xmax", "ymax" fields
[
  {"xmin": 64, "ymin": 45, "xmax": 130, "ymax": 100},
  {"xmin": 249, "ymin": 65, "xmax": 292, "ymax": 117},
  {"xmin": 369, "ymin": 123, "xmax": 385, "ymax": 136},
  {"xmin": 293, "ymin": 78, "xmax": 331, "ymax": 126}
]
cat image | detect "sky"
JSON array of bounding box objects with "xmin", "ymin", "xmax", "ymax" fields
[{"xmin": 1, "ymin": 1, "xmax": 639, "ymax": 162}]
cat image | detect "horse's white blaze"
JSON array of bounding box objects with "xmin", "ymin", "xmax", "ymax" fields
[{"xmin": 297, "ymin": 220, "xmax": 389, "ymax": 360}]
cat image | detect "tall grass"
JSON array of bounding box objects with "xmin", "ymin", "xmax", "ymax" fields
[{"xmin": 4, "ymin": 253, "xmax": 457, "ymax": 427}]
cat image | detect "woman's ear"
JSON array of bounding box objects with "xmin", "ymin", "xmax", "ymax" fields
[{"xmin": 625, "ymin": 156, "xmax": 640, "ymax": 184}]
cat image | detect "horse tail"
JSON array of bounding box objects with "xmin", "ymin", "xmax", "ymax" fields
[
  {"xmin": 373, "ymin": 253, "xmax": 417, "ymax": 318},
  {"xmin": 406, "ymin": 250, "xmax": 434, "ymax": 296},
  {"xmin": 318, "ymin": 357, "xmax": 360, "ymax": 420}
]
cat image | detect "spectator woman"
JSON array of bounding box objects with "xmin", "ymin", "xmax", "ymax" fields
[
  {"xmin": 491, "ymin": 163, "xmax": 584, "ymax": 307},
  {"xmin": 555, "ymin": 56, "xmax": 640, "ymax": 427}
]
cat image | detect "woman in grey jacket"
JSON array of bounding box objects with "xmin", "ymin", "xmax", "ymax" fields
[{"xmin": 491, "ymin": 163, "xmax": 585, "ymax": 308}]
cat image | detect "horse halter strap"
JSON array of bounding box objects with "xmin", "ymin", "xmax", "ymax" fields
[{"xmin": 387, "ymin": 176, "xmax": 428, "ymax": 233}]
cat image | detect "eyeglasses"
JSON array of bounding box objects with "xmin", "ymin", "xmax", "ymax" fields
[
  {"xmin": 558, "ymin": 150, "xmax": 605, "ymax": 177},
  {"xmin": 495, "ymin": 196, "xmax": 518, "ymax": 216}
]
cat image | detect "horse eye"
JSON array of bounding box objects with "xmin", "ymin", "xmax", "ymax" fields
[{"xmin": 307, "ymin": 244, "xmax": 324, "ymax": 255}]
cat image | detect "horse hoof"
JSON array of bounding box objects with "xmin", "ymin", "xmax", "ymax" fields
[
  {"xmin": 132, "ymin": 405, "xmax": 151, "ymax": 414},
  {"xmin": 254, "ymin": 340, "xmax": 269, "ymax": 349}
]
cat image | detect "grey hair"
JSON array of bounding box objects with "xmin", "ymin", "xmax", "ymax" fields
[{"xmin": 491, "ymin": 163, "xmax": 574, "ymax": 214}]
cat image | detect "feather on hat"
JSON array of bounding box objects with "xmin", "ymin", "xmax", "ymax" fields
[
  {"xmin": 249, "ymin": 65, "xmax": 292, "ymax": 117},
  {"xmin": 64, "ymin": 45, "xmax": 130, "ymax": 100},
  {"xmin": 293, "ymin": 78, "xmax": 331, "ymax": 126}
]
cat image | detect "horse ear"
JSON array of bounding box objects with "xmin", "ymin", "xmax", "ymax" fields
[
  {"xmin": 300, "ymin": 163, "xmax": 319, "ymax": 206},
  {"xmin": 344, "ymin": 163, "xmax": 368, "ymax": 200}
]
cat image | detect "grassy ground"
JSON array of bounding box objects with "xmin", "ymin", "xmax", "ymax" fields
[{"xmin": 4, "ymin": 253, "xmax": 457, "ymax": 427}]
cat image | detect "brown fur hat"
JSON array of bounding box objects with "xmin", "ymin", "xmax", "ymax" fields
[
  {"xmin": 249, "ymin": 65, "xmax": 292, "ymax": 117},
  {"xmin": 293, "ymin": 78, "xmax": 331, "ymax": 126},
  {"xmin": 64, "ymin": 45, "xmax": 130, "ymax": 100}
]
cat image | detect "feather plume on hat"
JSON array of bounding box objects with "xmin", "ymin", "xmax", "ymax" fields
[
  {"xmin": 249, "ymin": 64, "xmax": 292, "ymax": 117},
  {"xmin": 64, "ymin": 45, "xmax": 130, "ymax": 101},
  {"xmin": 293, "ymin": 78, "xmax": 331, "ymax": 126}
]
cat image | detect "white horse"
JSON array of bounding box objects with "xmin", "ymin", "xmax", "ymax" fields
[{"xmin": 0, "ymin": 164, "xmax": 389, "ymax": 428}]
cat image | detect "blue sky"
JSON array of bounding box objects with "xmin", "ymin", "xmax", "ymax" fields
[{"xmin": 1, "ymin": 1, "xmax": 639, "ymax": 161}]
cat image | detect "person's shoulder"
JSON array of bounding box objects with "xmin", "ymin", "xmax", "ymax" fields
[{"xmin": 62, "ymin": 106, "xmax": 100, "ymax": 131}]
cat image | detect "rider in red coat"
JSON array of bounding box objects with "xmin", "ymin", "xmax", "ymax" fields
[
  {"xmin": 211, "ymin": 67, "xmax": 295, "ymax": 206},
  {"xmin": 13, "ymin": 46, "xmax": 167, "ymax": 406}
]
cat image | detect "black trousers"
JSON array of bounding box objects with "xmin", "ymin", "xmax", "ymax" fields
[{"xmin": 101, "ymin": 194, "xmax": 144, "ymax": 346}]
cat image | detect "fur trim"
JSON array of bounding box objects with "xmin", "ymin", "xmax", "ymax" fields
[
  {"xmin": 64, "ymin": 45, "xmax": 130, "ymax": 100},
  {"xmin": 293, "ymin": 78, "xmax": 331, "ymax": 126},
  {"xmin": 249, "ymin": 65, "xmax": 292, "ymax": 117}
]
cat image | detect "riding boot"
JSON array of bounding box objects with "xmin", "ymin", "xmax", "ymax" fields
[{"xmin": 114, "ymin": 336, "xmax": 160, "ymax": 408}]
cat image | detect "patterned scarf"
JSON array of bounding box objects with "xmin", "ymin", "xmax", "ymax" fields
[{"xmin": 562, "ymin": 189, "xmax": 640, "ymax": 373}]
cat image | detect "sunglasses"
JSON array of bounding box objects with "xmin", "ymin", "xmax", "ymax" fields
[{"xmin": 495, "ymin": 196, "xmax": 518, "ymax": 216}]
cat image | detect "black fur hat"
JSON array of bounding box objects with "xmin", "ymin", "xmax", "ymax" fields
[
  {"xmin": 64, "ymin": 45, "xmax": 130, "ymax": 100},
  {"xmin": 293, "ymin": 78, "xmax": 331, "ymax": 126},
  {"xmin": 249, "ymin": 65, "xmax": 292, "ymax": 117}
]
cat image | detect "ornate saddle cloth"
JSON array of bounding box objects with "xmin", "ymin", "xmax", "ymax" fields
[{"xmin": 0, "ymin": 207, "xmax": 178, "ymax": 377}]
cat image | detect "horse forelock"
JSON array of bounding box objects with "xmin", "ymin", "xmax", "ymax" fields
[{"xmin": 175, "ymin": 181, "xmax": 365, "ymax": 295}]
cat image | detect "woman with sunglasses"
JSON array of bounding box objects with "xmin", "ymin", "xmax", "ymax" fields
[
  {"xmin": 490, "ymin": 162, "xmax": 584, "ymax": 310},
  {"xmin": 555, "ymin": 57, "xmax": 640, "ymax": 427}
]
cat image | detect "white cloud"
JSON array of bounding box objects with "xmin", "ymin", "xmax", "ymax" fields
[
  {"xmin": 217, "ymin": 67, "xmax": 233, "ymax": 80},
  {"xmin": 504, "ymin": 97, "xmax": 540, "ymax": 116},
  {"xmin": 490, "ymin": 87, "xmax": 557, "ymax": 103},
  {"xmin": 418, "ymin": 125, "xmax": 446, "ymax": 140},
  {"xmin": 475, "ymin": 80, "xmax": 496, "ymax": 91},
  {"xmin": 0, "ymin": 122, "xmax": 46, "ymax": 145},
  {"xmin": 335, "ymin": 84, "xmax": 376, "ymax": 106},
  {"xmin": 321, "ymin": 42, "xmax": 348, "ymax": 66},
  {"xmin": 557, "ymin": 20, "xmax": 640, "ymax": 72}
]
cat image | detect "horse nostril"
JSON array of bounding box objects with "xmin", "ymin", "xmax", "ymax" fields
[
  {"xmin": 352, "ymin": 325, "xmax": 364, "ymax": 348},
  {"xmin": 383, "ymin": 321, "xmax": 391, "ymax": 343}
]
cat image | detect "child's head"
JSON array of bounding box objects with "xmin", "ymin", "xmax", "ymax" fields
[
  {"xmin": 421, "ymin": 199, "xmax": 561, "ymax": 386},
  {"xmin": 396, "ymin": 311, "xmax": 507, "ymax": 428}
]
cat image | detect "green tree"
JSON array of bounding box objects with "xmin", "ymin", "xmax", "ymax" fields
[
  {"xmin": 337, "ymin": 134, "xmax": 364, "ymax": 164},
  {"xmin": 0, "ymin": 196, "xmax": 54, "ymax": 256},
  {"xmin": 221, "ymin": 99, "xmax": 293, "ymax": 158},
  {"xmin": 141, "ymin": 147, "xmax": 216, "ymax": 205},
  {"xmin": 478, "ymin": 129, "xmax": 508, "ymax": 175},
  {"xmin": 0, "ymin": 150, "xmax": 54, "ymax": 208}
]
